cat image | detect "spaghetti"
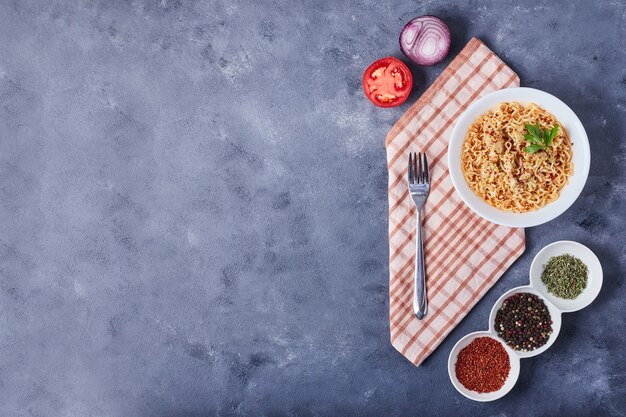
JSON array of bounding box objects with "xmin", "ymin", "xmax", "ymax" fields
[{"xmin": 461, "ymin": 102, "xmax": 573, "ymax": 212}]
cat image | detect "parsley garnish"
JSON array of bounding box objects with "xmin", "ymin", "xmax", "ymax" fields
[{"xmin": 523, "ymin": 124, "xmax": 559, "ymax": 154}]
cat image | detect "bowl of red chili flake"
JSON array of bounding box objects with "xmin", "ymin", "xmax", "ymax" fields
[{"xmin": 448, "ymin": 331, "xmax": 520, "ymax": 401}]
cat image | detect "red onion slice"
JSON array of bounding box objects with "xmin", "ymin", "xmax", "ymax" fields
[{"xmin": 399, "ymin": 16, "xmax": 451, "ymax": 66}]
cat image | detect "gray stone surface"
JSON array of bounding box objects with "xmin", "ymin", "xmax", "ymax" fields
[{"xmin": 0, "ymin": 0, "xmax": 624, "ymax": 415}]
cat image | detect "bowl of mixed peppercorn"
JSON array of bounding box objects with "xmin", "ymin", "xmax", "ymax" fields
[
  {"xmin": 489, "ymin": 286, "xmax": 562, "ymax": 358},
  {"xmin": 530, "ymin": 241, "xmax": 603, "ymax": 312}
]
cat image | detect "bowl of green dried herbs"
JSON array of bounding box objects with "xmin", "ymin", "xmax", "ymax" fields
[{"xmin": 530, "ymin": 241, "xmax": 603, "ymax": 312}]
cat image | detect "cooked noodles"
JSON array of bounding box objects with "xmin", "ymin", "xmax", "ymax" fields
[{"xmin": 461, "ymin": 102, "xmax": 573, "ymax": 212}]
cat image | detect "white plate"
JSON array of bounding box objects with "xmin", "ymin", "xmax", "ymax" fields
[
  {"xmin": 448, "ymin": 87, "xmax": 590, "ymax": 228},
  {"xmin": 529, "ymin": 241, "xmax": 603, "ymax": 312},
  {"xmin": 448, "ymin": 331, "xmax": 520, "ymax": 402},
  {"xmin": 488, "ymin": 286, "xmax": 562, "ymax": 358}
]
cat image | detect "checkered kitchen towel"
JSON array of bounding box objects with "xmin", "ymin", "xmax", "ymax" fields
[{"xmin": 386, "ymin": 38, "xmax": 525, "ymax": 366}]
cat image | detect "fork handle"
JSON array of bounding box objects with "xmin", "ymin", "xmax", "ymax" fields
[{"xmin": 413, "ymin": 209, "xmax": 427, "ymax": 319}]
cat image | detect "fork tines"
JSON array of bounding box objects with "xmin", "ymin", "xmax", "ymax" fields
[{"xmin": 408, "ymin": 152, "xmax": 429, "ymax": 184}]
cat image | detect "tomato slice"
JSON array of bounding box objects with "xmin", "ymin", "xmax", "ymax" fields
[{"xmin": 362, "ymin": 57, "xmax": 413, "ymax": 108}]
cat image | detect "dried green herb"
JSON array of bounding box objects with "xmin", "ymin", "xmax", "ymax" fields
[{"xmin": 541, "ymin": 254, "xmax": 588, "ymax": 299}]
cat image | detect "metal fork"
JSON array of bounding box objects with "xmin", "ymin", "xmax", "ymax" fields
[{"xmin": 408, "ymin": 152, "xmax": 430, "ymax": 320}]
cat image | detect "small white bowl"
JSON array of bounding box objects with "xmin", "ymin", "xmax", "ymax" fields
[
  {"xmin": 448, "ymin": 331, "xmax": 520, "ymax": 402},
  {"xmin": 488, "ymin": 286, "xmax": 562, "ymax": 358},
  {"xmin": 448, "ymin": 87, "xmax": 590, "ymax": 228},
  {"xmin": 530, "ymin": 241, "xmax": 603, "ymax": 312}
]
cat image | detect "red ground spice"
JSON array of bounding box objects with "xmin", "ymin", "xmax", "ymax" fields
[{"xmin": 455, "ymin": 337, "xmax": 510, "ymax": 393}]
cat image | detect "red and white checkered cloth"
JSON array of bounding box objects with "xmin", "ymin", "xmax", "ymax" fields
[{"xmin": 386, "ymin": 38, "xmax": 526, "ymax": 366}]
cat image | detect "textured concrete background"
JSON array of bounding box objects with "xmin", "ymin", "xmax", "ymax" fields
[{"xmin": 0, "ymin": 0, "xmax": 625, "ymax": 416}]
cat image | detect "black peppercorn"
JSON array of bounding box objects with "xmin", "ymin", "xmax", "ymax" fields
[{"xmin": 494, "ymin": 292, "xmax": 552, "ymax": 351}]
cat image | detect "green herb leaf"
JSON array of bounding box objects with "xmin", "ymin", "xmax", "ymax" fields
[
  {"xmin": 524, "ymin": 144, "xmax": 543, "ymax": 154},
  {"xmin": 525, "ymin": 124, "xmax": 540, "ymax": 138},
  {"xmin": 523, "ymin": 133, "xmax": 542, "ymax": 145},
  {"xmin": 523, "ymin": 124, "xmax": 559, "ymax": 154},
  {"xmin": 546, "ymin": 125, "xmax": 558, "ymax": 146}
]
